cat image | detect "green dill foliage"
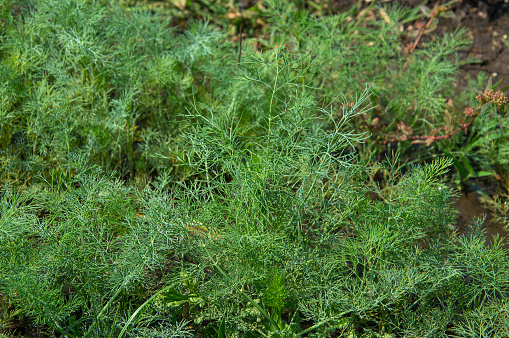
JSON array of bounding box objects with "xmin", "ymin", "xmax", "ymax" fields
[
  {"xmin": 1, "ymin": 0, "xmax": 509, "ymax": 337},
  {"xmin": 0, "ymin": 0, "xmax": 479, "ymax": 188},
  {"xmin": 256, "ymin": 1, "xmax": 474, "ymax": 158},
  {"xmin": 0, "ymin": 156, "xmax": 191, "ymax": 336},
  {"xmin": 263, "ymin": 266, "xmax": 288, "ymax": 316},
  {"xmin": 145, "ymin": 47, "xmax": 506, "ymax": 337},
  {"xmin": 0, "ymin": 0, "xmax": 233, "ymax": 185}
]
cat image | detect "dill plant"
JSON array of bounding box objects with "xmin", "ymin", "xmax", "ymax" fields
[
  {"xmin": 0, "ymin": 0, "xmax": 478, "ymax": 188},
  {"xmin": 145, "ymin": 44, "xmax": 508, "ymax": 336},
  {"xmin": 255, "ymin": 0, "xmax": 475, "ymax": 160},
  {"xmin": 140, "ymin": 46, "xmax": 507, "ymax": 336},
  {"xmin": 1, "ymin": 0, "xmax": 509, "ymax": 337},
  {"xmin": 0, "ymin": 0, "xmax": 234, "ymax": 186}
]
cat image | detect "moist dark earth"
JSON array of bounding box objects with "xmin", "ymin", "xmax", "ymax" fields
[
  {"xmin": 328, "ymin": 0, "xmax": 509, "ymax": 96},
  {"xmin": 405, "ymin": 0, "xmax": 509, "ymax": 246},
  {"xmin": 325, "ymin": 0, "xmax": 509, "ymax": 246},
  {"xmin": 442, "ymin": 0, "xmax": 509, "ymax": 247}
]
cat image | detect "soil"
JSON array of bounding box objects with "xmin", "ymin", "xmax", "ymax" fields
[
  {"xmin": 330, "ymin": 0, "xmax": 509, "ymax": 91},
  {"xmin": 1, "ymin": 1, "xmax": 508, "ymax": 337},
  {"xmin": 327, "ymin": 0, "xmax": 509, "ymax": 246},
  {"xmin": 454, "ymin": 189, "xmax": 509, "ymax": 247},
  {"xmin": 402, "ymin": 0, "xmax": 509, "ymax": 247},
  {"xmin": 429, "ymin": 0, "xmax": 509, "ymax": 95}
]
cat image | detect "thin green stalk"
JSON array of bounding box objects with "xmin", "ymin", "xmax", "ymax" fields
[
  {"xmin": 79, "ymin": 221, "xmax": 103, "ymax": 338},
  {"xmin": 84, "ymin": 285, "xmax": 125, "ymax": 338},
  {"xmin": 203, "ymin": 246, "xmax": 279, "ymax": 330},
  {"xmin": 268, "ymin": 44, "xmax": 281, "ymax": 137},
  {"xmin": 294, "ymin": 312, "xmax": 352, "ymax": 337},
  {"xmin": 286, "ymin": 167, "xmax": 321, "ymax": 236},
  {"xmin": 117, "ymin": 284, "xmax": 177, "ymax": 338},
  {"xmin": 107, "ymin": 302, "xmax": 120, "ymax": 338}
]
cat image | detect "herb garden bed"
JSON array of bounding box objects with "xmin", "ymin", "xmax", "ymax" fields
[{"xmin": 1, "ymin": 0, "xmax": 509, "ymax": 337}]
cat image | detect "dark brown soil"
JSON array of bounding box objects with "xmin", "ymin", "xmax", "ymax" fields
[
  {"xmin": 328, "ymin": 0, "xmax": 509, "ymax": 246},
  {"xmin": 437, "ymin": 0, "xmax": 509, "ymax": 92},
  {"xmin": 329, "ymin": 0, "xmax": 509, "ymax": 91},
  {"xmin": 455, "ymin": 190, "xmax": 509, "ymax": 246},
  {"xmin": 403, "ymin": 0, "xmax": 509, "ymax": 246}
]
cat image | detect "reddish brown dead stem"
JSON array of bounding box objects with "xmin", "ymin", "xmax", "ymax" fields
[
  {"xmin": 382, "ymin": 111, "xmax": 478, "ymax": 146},
  {"xmin": 403, "ymin": 6, "xmax": 446, "ymax": 71},
  {"xmin": 381, "ymin": 89, "xmax": 508, "ymax": 146}
]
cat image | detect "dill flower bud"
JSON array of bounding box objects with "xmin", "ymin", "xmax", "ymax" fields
[
  {"xmin": 476, "ymin": 89, "xmax": 507, "ymax": 106},
  {"xmin": 464, "ymin": 107, "xmax": 475, "ymax": 117},
  {"xmin": 492, "ymin": 90, "xmax": 508, "ymax": 106}
]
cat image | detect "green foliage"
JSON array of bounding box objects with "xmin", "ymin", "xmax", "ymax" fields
[
  {"xmin": 0, "ymin": 0, "xmax": 218, "ymax": 184},
  {"xmin": 0, "ymin": 0, "xmax": 508, "ymax": 337}
]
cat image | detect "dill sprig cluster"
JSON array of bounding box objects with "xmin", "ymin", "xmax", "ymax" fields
[{"xmin": 1, "ymin": 0, "xmax": 509, "ymax": 337}]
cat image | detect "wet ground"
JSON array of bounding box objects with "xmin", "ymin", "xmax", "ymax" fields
[{"xmin": 455, "ymin": 190, "xmax": 509, "ymax": 247}]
